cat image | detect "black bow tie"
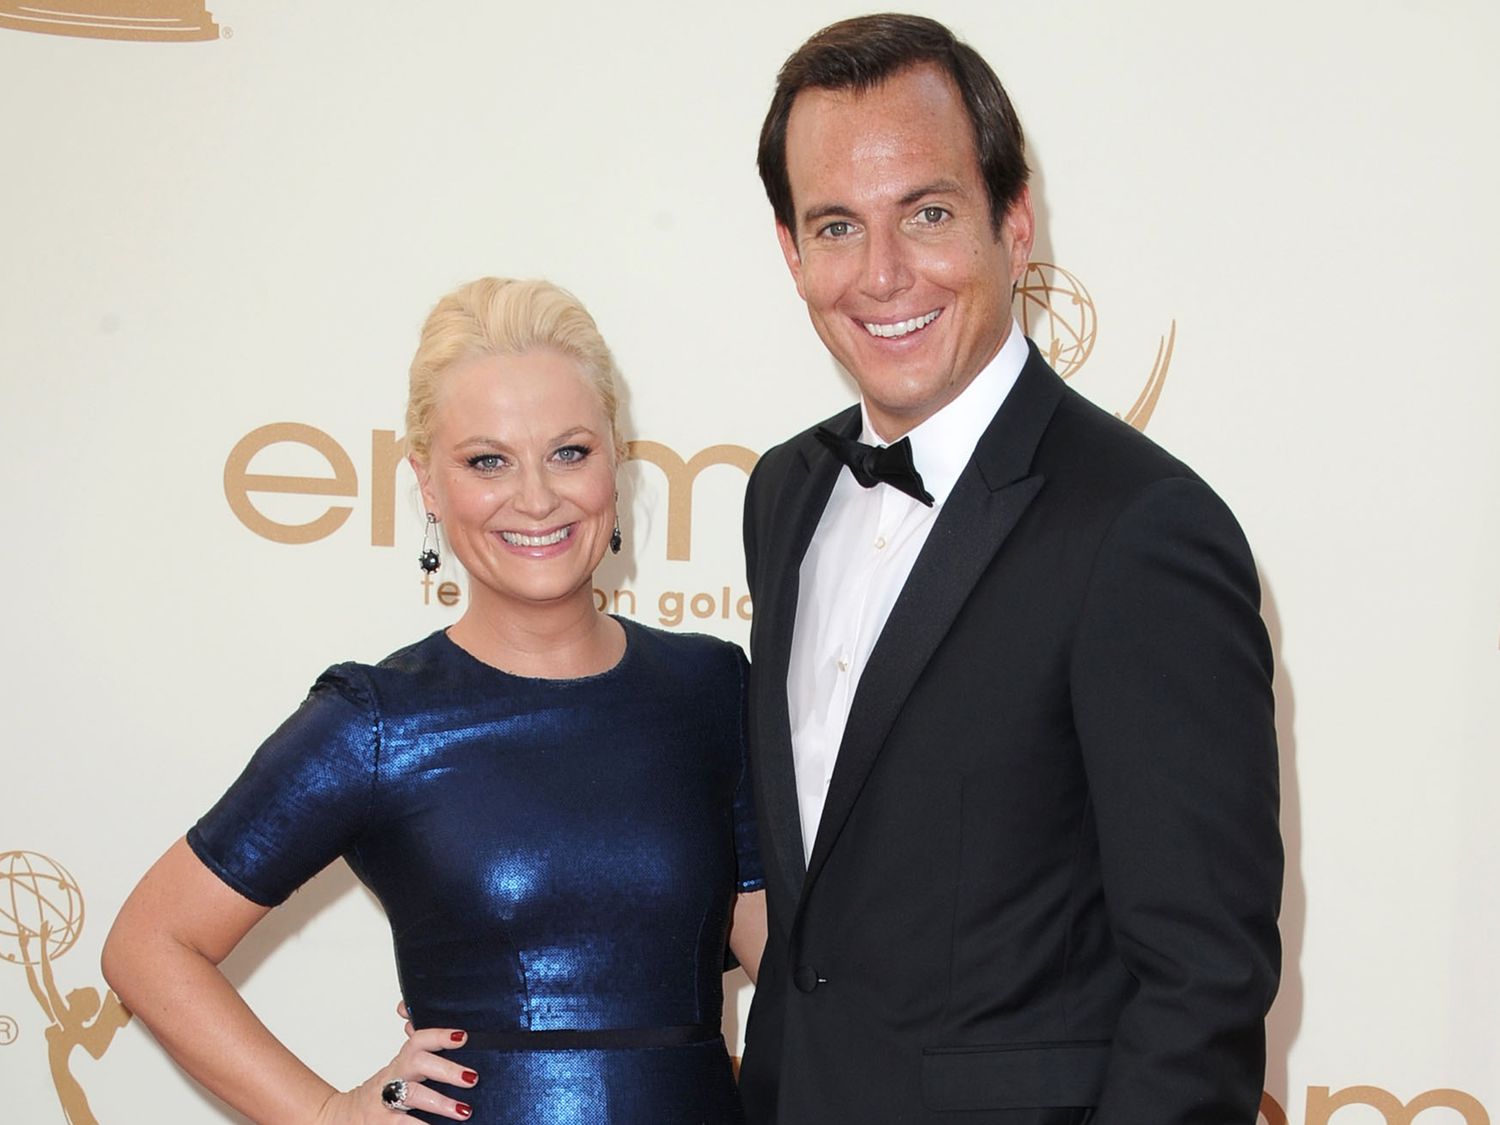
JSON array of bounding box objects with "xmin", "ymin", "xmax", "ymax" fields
[{"xmin": 815, "ymin": 427, "xmax": 934, "ymax": 507}]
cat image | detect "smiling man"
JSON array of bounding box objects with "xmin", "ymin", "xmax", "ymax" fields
[{"xmin": 739, "ymin": 14, "xmax": 1283, "ymax": 1124}]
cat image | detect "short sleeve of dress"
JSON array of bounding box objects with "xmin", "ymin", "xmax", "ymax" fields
[
  {"xmin": 186, "ymin": 665, "xmax": 379, "ymax": 907},
  {"xmin": 731, "ymin": 647, "xmax": 765, "ymax": 893}
]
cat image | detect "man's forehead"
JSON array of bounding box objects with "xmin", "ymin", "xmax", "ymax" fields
[
  {"xmin": 788, "ymin": 62, "xmax": 962, "ymax": 125},
  {"xmin": 782, "ymin": 64, "xmax": 980, "ymax": 216}
]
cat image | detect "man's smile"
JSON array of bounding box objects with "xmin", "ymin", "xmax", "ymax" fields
[{"xmin": 860, "ymin": 310, "xmax": 941, "ymax": 339}]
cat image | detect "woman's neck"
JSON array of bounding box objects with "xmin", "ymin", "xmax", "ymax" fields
[{"xmin": 447, "ymin": 588, "xmax": 625, "ymax": 679}]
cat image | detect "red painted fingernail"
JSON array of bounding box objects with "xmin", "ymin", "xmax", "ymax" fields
[
  {"xmin": 456, "ymin": 1103, "xmax": 472, "ymax": 1118},
  {"xmin": 451, "ymin": 1031, "xmax": 467, "ymax": 1043},
  {"xmin": 461, "ymin": 1070, "xmax": 478, "ymax": 1085}
]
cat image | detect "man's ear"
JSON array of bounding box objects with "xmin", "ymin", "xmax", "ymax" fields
[
  {"xmin": 1002, "ymin": 184, "xmax": 1036, "ymax": 285},
  {"xmin": 775, "ymin": 221, "xmax": 808, "ymax": 301}
]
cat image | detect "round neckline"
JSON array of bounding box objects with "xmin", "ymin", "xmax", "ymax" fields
[{"xmin": 433, "ymin": 615, "xmax": 633, "ymax": 684}]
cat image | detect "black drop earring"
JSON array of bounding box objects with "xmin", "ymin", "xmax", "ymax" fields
[
  {"xmin": 418, "ymin": 512, "xmax": 441, "ymax": 572},
  {"xmin": 610, "ymin": 523, "xmax": 622, "ymax": 555}
]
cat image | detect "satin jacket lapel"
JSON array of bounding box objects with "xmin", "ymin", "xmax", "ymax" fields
[
  {"xmin": 802, "ymin": 348, "xmax": 1067, "ymax": 894},
  {"xmin": 755, "ymin": 406, "xmax": 857, "ymax": 919}
]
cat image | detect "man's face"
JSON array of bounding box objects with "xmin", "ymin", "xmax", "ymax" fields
[{"xmin": 777, "ymin": 64, "xmax": 1033, "ymax": 439}]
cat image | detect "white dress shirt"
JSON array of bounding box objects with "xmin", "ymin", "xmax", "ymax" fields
[{"xmin": 787, "ymin": 323, "xmax": 1029, "ymax": 863}]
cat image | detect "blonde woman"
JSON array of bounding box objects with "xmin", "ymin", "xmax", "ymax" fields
[{"xmin": 104, "ymin": 278, "xmax": 766, "ymax": 1124}]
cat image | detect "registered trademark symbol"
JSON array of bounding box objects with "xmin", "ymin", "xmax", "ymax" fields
[
  {"xmin": 0, "ymin": 1014, "xmax": 18, "ymax": 1045},
  {"xmin": 221, "ymin": 25, "xmax": 233, "ymax": 39}
]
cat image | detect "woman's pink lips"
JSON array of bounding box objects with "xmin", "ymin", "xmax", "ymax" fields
[{"xmin": 491, "ymin": 522, "xmax": 577, "ymax": 559}]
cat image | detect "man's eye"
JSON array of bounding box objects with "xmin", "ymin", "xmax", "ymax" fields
[
  {"xmin": 822, "ymin": 220, "xmax": 852, "ymax": 237},
  {"xmin": 918, "ymin": 206, "xmax": 948, "ymax": 224},
  {"xmin": 554, "ymin": 445, "xmax": 591, "ymax": 464}
]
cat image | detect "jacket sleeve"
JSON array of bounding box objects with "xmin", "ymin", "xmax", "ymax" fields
[
  {"xmin": 743, "ymin": 455, "xmax": 770, "ymax": 604},
  {"xmin": 1071, "ymin": 476, "xmax": 1282, "ymax": 1124}
]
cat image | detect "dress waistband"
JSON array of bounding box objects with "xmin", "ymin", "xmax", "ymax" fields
[{"xmin": 458, "ymin": 1023, "xmax": 720, "ymax": 1051}]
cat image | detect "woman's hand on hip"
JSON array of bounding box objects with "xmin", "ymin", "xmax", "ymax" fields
[{"xmin": 315, "ymin": 1026, "xmax": 476, "ymax": 1122}]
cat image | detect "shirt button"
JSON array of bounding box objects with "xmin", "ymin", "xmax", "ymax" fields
[
  {"xmin": 874, "ymin": 536, "xmax": 887, "ymax": 550},
  {"xmin": 837, "ymin": 656, "xmax": 849, "ymax": 672}
]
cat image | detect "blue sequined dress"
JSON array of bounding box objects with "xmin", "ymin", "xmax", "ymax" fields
[{"xmin": 187, "ymin": 619, "xmax": 763, "ymax": 1124}]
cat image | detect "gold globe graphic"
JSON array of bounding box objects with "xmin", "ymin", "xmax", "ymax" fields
[
  {"xmin": 1017, "ymin": 262, "xmax": 1097, "ymax": 381},
  {"xmin": 0, "ymin": 851, "xmax": 84, "ymax": 966}
]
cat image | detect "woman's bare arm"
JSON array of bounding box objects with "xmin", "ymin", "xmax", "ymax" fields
[
  {"xmin": 726, "ymin": 889, "xmax": 767, "ymax": 986},
  {"xmin": 102, "ymin": 837, "xmax": 474, "ymax": 1124}
]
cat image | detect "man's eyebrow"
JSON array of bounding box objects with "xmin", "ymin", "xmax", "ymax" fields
[
  {"xmin": 800, "ymin": 202, "xmax": 857, "ymax": 227},
  {"xmin": 898, "ymin": 180, "xmax": 964, "ymax": 207}
]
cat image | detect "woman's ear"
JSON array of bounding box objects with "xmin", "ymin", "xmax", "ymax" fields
[{"xmin": 409, "ymin": 454, "xmax": 437, "ymax": 515}]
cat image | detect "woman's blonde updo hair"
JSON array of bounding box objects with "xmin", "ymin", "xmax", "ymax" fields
[{"xmin": 406, "ymin": 277, "xmax": 625, "ymax": 463}]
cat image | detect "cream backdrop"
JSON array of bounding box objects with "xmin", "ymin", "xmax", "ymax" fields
[{"xmin": 2, "ymin": 2, "xmax": 1497, "ymax": 1122}]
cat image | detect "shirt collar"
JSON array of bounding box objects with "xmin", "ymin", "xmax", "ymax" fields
[{"xmin": 858, "ymin": 319, "xmax": 1028, "ymax": 506}]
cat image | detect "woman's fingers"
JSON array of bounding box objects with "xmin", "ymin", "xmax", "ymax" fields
[
  {"xmin": 401, "ymin": 1050, "xmax": 479, "ymax": 1093},
  {"xmin": 394, "ymin": 1028, "xmax": 478, "ymax": 1100},
  {"xmin": 402, "ymin": 1026, "xmax": 469, "ymax": 1057},
  {"xmin": 380, "ymin": 1045, "xmax": 476, "ymax": 1120},
  {"xmin": 316, "ymin": 1028, "xmax": 478, "ymax": 1125},
  {"xmin": 379, "ymin": 1076, "xmax": 472, "ymax": 1121},
  {"xmin": 339, "ymin": 1026, "xmax": 476, "ymax": 1120}
]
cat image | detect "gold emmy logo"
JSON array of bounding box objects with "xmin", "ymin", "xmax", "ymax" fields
[
  {"xmin": 626, "ymin": 441, "xmax": 758, "ymax": 562},
  {"xmin": 1, "ymin": 850, "xmax": 131, "ymax": 1125},
  {"xmin": 1017, "ymin": 261, "xmax": 1175, "ymax": 431},
  {"xmin": 223, "ymin": 426, "xmax": 760, "ymax": 563},
  {"xmin": 0, "ymin": 1, "xmax": 217, "ymax": 41}
]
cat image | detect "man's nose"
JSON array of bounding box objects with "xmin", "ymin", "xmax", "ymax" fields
[{"xmin": 858, "ymin": 226, "xmax": 913, "ymax": 302}]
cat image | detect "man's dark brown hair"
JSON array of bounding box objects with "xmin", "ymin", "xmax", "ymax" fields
[{"xmin": 757, "ymin": 13, "xmax": 1029, "ymax": 237}]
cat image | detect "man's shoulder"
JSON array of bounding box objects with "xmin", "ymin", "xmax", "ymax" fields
[
  {"xmin": 750, "ymin": 404, "xmax": 859, "ymax": 487},
  {"xmin": 1041, "ymin": 381, "xmax": 1202, "ymax": 495}
]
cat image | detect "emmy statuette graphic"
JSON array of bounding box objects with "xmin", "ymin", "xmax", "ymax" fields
[{"xmin": 2, "ymin": 851, "xmax": 132, "ymax": 1125}]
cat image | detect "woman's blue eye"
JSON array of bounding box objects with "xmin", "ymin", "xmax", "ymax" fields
[
  {"xmin": 554, "ymin": 445, "xmax": 591, "ymax": 464},
  {"xmin": 467, "ymin": 454, "xmax": 504, "ymax": 472}
]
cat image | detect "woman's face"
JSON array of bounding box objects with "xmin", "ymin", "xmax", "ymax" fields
[{"xmin": 413, "ymin": 348, "xmax": 616, "ymax": 614}]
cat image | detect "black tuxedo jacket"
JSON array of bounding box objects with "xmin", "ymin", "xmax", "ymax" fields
[{"xmin": 738, "ymin": 345, "xmax": 1282, "ymax": 1124}]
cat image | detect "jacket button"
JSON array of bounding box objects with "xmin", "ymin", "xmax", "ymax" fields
[{"xmin": 793, "ymin": 965, "xmax": 819, "ymax": 993}]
